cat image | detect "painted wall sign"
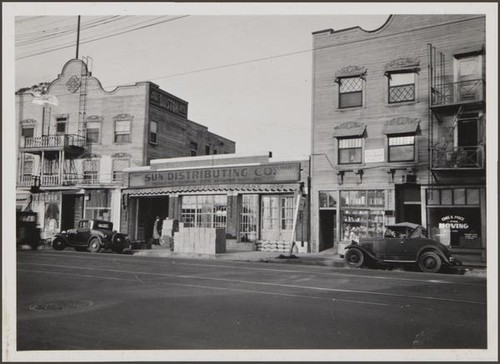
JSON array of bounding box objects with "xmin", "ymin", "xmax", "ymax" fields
[
  {"xmin": 364, "ymin": 148, "xmax": 385, "ymax": 163},
  {"xmin": 128, "ymin": 163, "xmax": 301, "ymax": 188},
  {"xmin": 149, "ymin": 89, "xmax": 188, "ymax": 117}
]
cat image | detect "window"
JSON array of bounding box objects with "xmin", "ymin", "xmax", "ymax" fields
[
  {"xmin": 21, "ymin": 126, "xmax": 34, "ymax": 138},
  {"xmin": 56, "ymin": 117, "xmax": 67, "ymax": 134},
  {"xmin": 112, "ymin": 158, "xmax": 130, "ymax": 182},
  {"xmin": 388, "ymin": 73, "xmax": 416, "ymax": 103},
  {"xmin": 114, "ymin": 120, "xmax": 131, "ymax": 143},
  {"xmin": 427, "ymin": 188, "xmax": 480, "ymax": 206},
  {"xmin": 281, "ymin": 196, "xmax": 295, "ymax": 230},
  {"xmin": 180, "ymin": 195, "xmax": 227, "ymax": 228},
  {"xmin": 205, "ymin": 145, "xmax": 210, "ymax": 155},
  {"xmin": 388, "ymin": 135, "xmax": 415, "ymax": 162},
  {"xmin": 84, "ymin": 190, "xmax": 111, "ymax": 221},
  {"xmin": 240, "ymin": 195, "xmax": 259, "ymax": 242},
  {"xmin": 213, "ymin": 149, "xmax": 218, "ymax": 155},
  {"xmin": 150, "ymin": 120, "xmax": 158, "ymax": 144},
  {"xmin": 339, "ymin": 76, "xmax": 363, "ymax": 108},
  {"xmin": 190, "ymin": 142, "xmax": 198, "ymax": 156},
  {"xmin": 338, "ymin": 138, "xmax": 362, "ymax": 164},
  {"xmin": 319, "ymin": 191, "xmax": 336, "ymax": 208},
  {"xmin": 83, "ymin": 159, "xmax": 99, "ymax": 184},
  {"xmin": 86, "ymin": 122, "xmax": 100, "ymax": 144}
]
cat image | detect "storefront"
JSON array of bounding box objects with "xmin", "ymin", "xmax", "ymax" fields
[
  {"xmin": 121, "ymin": 154, "xmax": 309, "ymax": 251},
  {"xmin": 425, "ymin": 186, "xmax": 486, "ymax": 263}
]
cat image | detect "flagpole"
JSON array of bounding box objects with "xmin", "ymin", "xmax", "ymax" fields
[{"xmin": 76, "ymin": 16, "xmax": 81, "ymax": 59}]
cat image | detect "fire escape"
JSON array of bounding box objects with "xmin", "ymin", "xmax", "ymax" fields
[
  {"xmin": 18, "ymin": 58, "xmax": 93, "ymax": 190},
  {"xmin": 427, "ymin": 44, "xmax": 485, "ymax": 187}
]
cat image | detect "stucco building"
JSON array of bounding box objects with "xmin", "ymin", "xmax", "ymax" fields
[
  {"xmin": 16, "ymin": 58, "xmax": 235, "ymax": 239},
  {"xmin": 310, "ymin": 15, "xmax": 486, "ymax": 265}
]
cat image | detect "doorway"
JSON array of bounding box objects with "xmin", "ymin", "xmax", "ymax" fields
[
  {"xmin": 61, "ymin": 194, "xmax": 84, "ymax": 230},
  {"xmin": 137, "ymin": 196, "xmax": 169, "ymax": 241},
  {"xmin": 319, "ymin": 210, "xmax": 336, "ymax": 251}
]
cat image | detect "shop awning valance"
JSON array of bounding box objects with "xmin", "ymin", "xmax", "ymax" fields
[
  {"xmin": 123, "ymin": 184, "xmax": 298, "ymax": 197},
  {"xmin": 333, "ymin": 122, "xmax": 366, "ymax": 138},
  {"xmin": 382, "ymin": 117, "xmax": 420, "ymax": 135},
  {"xmin": 384, "ymin": 57, "xmax": 420, "ymax": 74}
]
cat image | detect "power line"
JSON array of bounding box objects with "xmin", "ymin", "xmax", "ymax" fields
[{"xmin": 16, "ymin": 15, "xmax": 189, "ymax": 60}]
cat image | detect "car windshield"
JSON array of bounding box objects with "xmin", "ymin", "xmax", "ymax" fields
[
  {"xmin": 383, "ymin": 225, "xmax": 427, "ymax": 238},
  {"xmin": 79, "ymin": 221, "xmax": 90, "ymax": 229}
]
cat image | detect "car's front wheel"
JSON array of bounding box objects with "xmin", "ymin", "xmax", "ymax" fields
[
  {"xmin": 418, "ymin": 251, "xmax": 442, "ymax": 273},
  {"xmin": 344, "ymin": 248, "xmax": 364, "ymax": 268},
  {"xmin": 52, "ymin": 238, "xmax": 66, "ymax": 251},
  {"xmin": 88, "ymin": 237, "xmax": 102, "ymax": 253}
]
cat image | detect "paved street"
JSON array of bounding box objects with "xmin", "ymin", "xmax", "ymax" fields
[{"xmin": 16, "ymin": 249, "xmax": 487, "ymax": 351}]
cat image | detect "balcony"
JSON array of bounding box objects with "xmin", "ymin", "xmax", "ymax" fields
[
  {"xmin": 20, "ymin": 134, "xmax": 86, "ymax": 153},
  {"xmin": 18, "ymin": 172, "xmax": 125, "ymax": 188},
  {"xmin": 432, "ymin": 146, "xmax": 485, "ymax": 170},
  {"xmin": 431, "ymin": 79, "xmax": 484, "ymax": 109}
]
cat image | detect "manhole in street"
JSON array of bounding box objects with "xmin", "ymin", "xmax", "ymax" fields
[{"xmin": 29, "ymin": 300, "xmax": 93, "ymax": 312}]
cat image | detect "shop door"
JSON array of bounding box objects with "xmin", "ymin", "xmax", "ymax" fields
[
  {"xmin": 319, "ymin": 210, "xmax": 336, "ymax": 251},
  {"xmin": 138, "ymin": 196, "xmax": 169, "ymax": 242},
  {"xmin": 261, "ymin": 196, "xmax": 279, "ymax": 241},
  {"xmin": 61, "ymin": 194, "xmax": 83, "ymax": 230}
]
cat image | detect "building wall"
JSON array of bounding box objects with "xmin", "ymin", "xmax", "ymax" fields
[{"xmin": 310, "ymin": 15, "xmax": 486, "ymax": 254}]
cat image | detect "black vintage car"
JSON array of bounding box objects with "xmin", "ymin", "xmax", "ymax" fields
[
  {"xmin": 52, "ymin": 219, "xmax": 130, "ymax": 254},
  {"xmin": 344, "ymin": 222, "xmax": 463, "ymax": 273},
  {"xmin": 16, "ymin": 210, "xmax": 42, "ymax": 250}
]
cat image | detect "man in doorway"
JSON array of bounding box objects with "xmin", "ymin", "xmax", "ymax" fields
[{"xmin": 152, "ymin": 216, "xmax": 162, "ymax": 245}]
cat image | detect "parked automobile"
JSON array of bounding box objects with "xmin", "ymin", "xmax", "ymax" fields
[
  {"xmin": 52, "ymin": 219, "xmax": 130, "ymax": 254},
  {"xmin": 344, "ymin": 222, "xmax": 463, "ymax": 273},
  {"xmin": 16, "ymin": 210, "xmax": 42, "ymax": 250}
]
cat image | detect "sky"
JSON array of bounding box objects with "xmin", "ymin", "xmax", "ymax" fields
[{"xmin": 13, "ymin": 10, "xmax": 389, "ymax": 159}]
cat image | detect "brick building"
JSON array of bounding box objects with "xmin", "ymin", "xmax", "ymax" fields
[
  {"xmin": 16, "ymin": 58, "xmax": 235, "ymax": 240},
  {"xmin": 310, "ymin": 15, "xmax": 486, "ymax": 265}
]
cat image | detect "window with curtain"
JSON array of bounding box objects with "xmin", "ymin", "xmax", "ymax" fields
[
  {"xmin": 388, "ymin": 135, "xmax": 415, "ymax": 162},
  {"xmin": 338, "ymin": 138, "xmax": 363, "ymax": 164},
  {"xmin": 114, "ymin": 120, "xmax": 131, "ymax": 143},
  {"xmin": 86, "ymin": 122, "xmax": 101, "ymax": 144}
]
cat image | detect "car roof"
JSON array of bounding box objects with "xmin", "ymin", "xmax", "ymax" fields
[{"xmin": 386, "ymin": 222, "xmax": 422, "ymax": 230}]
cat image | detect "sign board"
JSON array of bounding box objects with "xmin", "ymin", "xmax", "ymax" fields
[
  {"xmin": 128, "ymin": 163, "xmax": 301, "ymax": 188},
  {"xmin": 364, "ymin": 148, "xmax": 385, "ymax": 163},
  {"xmin": 149, "ymin": 89, "xmax": 188, "ymax": 118}
]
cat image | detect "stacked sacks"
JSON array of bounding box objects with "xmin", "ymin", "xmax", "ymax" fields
[{"xmin": 256, "ymin": 240, "xmax": 292, "ymax": 253}]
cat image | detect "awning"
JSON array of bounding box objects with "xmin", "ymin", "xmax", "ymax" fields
[
  {"xmin": 383, "ymin": 117, "xmax": 420, "ymax": 135},
  {"xmin": 123, "ymin": 184, "xmax": 298, "ymax": 197},
  {"xmin": 384, "ymin": 57, "xmax": 420, "ymax": 74},
  {"xmin": 333, "ymin": 122, "xmax": 366, "ymax": 138}
]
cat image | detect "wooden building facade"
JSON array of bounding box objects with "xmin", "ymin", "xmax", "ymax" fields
[{"xmin": 310, "ymin": 15, "xmax": 486, "ymax": 265}]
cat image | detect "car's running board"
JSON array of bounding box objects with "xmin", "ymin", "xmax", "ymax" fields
[{"xmin": 383, "ymin": 260, "xmax": 416, "ymax": 263}]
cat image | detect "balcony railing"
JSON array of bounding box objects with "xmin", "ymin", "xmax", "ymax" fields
[
  {"xmin": 20, "ymin": 134, "xmax": 86, "ymax": 149},
  {"xmin": 432, "ymin": 146, "xmax": 484, "ymax": 169},
  {"xmin": 18, "ymin": 172, "xmax": 126, "ymax": 187},
  {"xmin": 431, "ymin": 79, "xmax": 484, "ymax": 107}
]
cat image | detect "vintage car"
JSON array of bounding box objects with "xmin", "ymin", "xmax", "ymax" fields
[
  {"xmin": 16, "ymin": 210, "xmax": 42, "ymax": 250},
  {"xmin": 52, "ymin": 219, "xmax": 130, "ymax": 253},
  {"xmin": 344, "ymin": 222, "xmax": 463, "ymax": 273}
]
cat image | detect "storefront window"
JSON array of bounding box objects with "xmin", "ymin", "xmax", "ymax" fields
[
  {"xmin": 281, "ymin": 196, "xmax": 295, "ymax": 230},
  {"xmin": 85, "ymin": 190, "xmax": 111, "ymax": 221},
  {"xmin": 428, "ymin": 207, "xmax": 481, "ymax": 248},
  {"xmin": 319, "ymin": 191, "xmax": 336, "ymax": 208},
  {"xmin": 441, "ymin": 189, "xmax": 453, "ymax": 205},
  {"xmin": 340, "ymin": 190, "xmax": 385, "ymax": 241},
  {"xmin": 180, "ymin": 195, "xmax": 227, "ymax": 228},
  {"xmin": 454, "ymin": 189, "xmax": 466, "ymax": 205},
  {"xmin": 261, "ymin": 196, "xmax": 279, "ymax": 230},
  {"xmin": 467, "ymin": 189, "xmax": 480, "ymax": 205},
  {"xmin": 240, "ymin": 195, "xmax": 258, "ymax": 242}
]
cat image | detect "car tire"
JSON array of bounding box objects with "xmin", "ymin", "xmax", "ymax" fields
[
  {"xmin": 344, "ymin": 249, "xmax": 364, "ymax": 268},
  {"xmin": 88, "ymin": 237, "xmax": 102, "ymax": 253},
  {"xmin": 52, "ymin": 238, "xmax": 66, "ymax": 251},
  {"xmin": 418, "ymin": 251, "xmax": 442, "ymax": 273}
]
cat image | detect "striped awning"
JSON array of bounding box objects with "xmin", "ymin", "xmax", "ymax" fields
[{"xmin": 123, "ymin": 184, "xmax": 298, "ymax": 197}]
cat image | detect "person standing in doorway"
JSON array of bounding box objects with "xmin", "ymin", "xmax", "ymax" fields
[{"xmin": 152, "ymin": 216, "xmax": 161, "ymax": 245}]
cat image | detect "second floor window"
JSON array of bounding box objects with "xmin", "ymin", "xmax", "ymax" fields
[
  {"xmin": 21, "ymin": 126, "xmax": 34, "ymax": 138},
  {"xmin": 83, "ymin": 160, "xmax": 99, "ymax": 182},
  {"xmin": 388, "ymin": 73, "xmax": 416, "ymax": 103},
  {"xmin": 388, "ymin": 135, "xmax": 415, "ymax": 162},
  {"xmin": 339, "ymin": 76, "xmax": 363, "ymax": 108},
  {"xmin": 338, "ymin": 138, "xmax": 363, "ymax": 164},
  {"xmin": 150, "ymin": 120, "xmax": 158, "ymax": 144},
  {"xmin": 56, "ymin": 117, "xmax": 67, "ymax": 134},
  {"xmin": 86, "ymin": 122, "xmax": 100, "ymax": 144},
  {"xmin": 190, "ymin": 142, "xmax": 198, "ymax": 156},
  {"xmin": 114, "ymin": 120, "xmax": 131, "ymax": 143},
  {"xmin": 112, "ymin": 158, "xmax": 130, "ymax": 182}
]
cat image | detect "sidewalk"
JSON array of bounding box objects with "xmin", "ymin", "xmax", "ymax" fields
[{"xmin": 132, "ymin": 246, "xmax": 486, "ymax": 277}]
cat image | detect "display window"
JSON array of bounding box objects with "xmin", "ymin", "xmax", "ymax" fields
[
  {"xmin": 180, "ymin": 195, "xmax": 227, "ymax": 228},
  {"xmin": 428, "ymin": 207, "xmax": 481, "ymax": 248},
  {"xmin": 85, "ymin": 190, "xmax": 111, "ymax": 221},
  {"xmin": 240, "ymin": 194, "xmax": 259, "ymax": 242},
  {"xmin": 340, "ymin": 189, "xmax": 385, "ymax": 241}
]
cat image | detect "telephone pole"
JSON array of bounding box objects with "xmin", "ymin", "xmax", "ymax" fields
[{"xmin": 76, "ymin": 15, "xmax": 81, "ymax": 59}]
